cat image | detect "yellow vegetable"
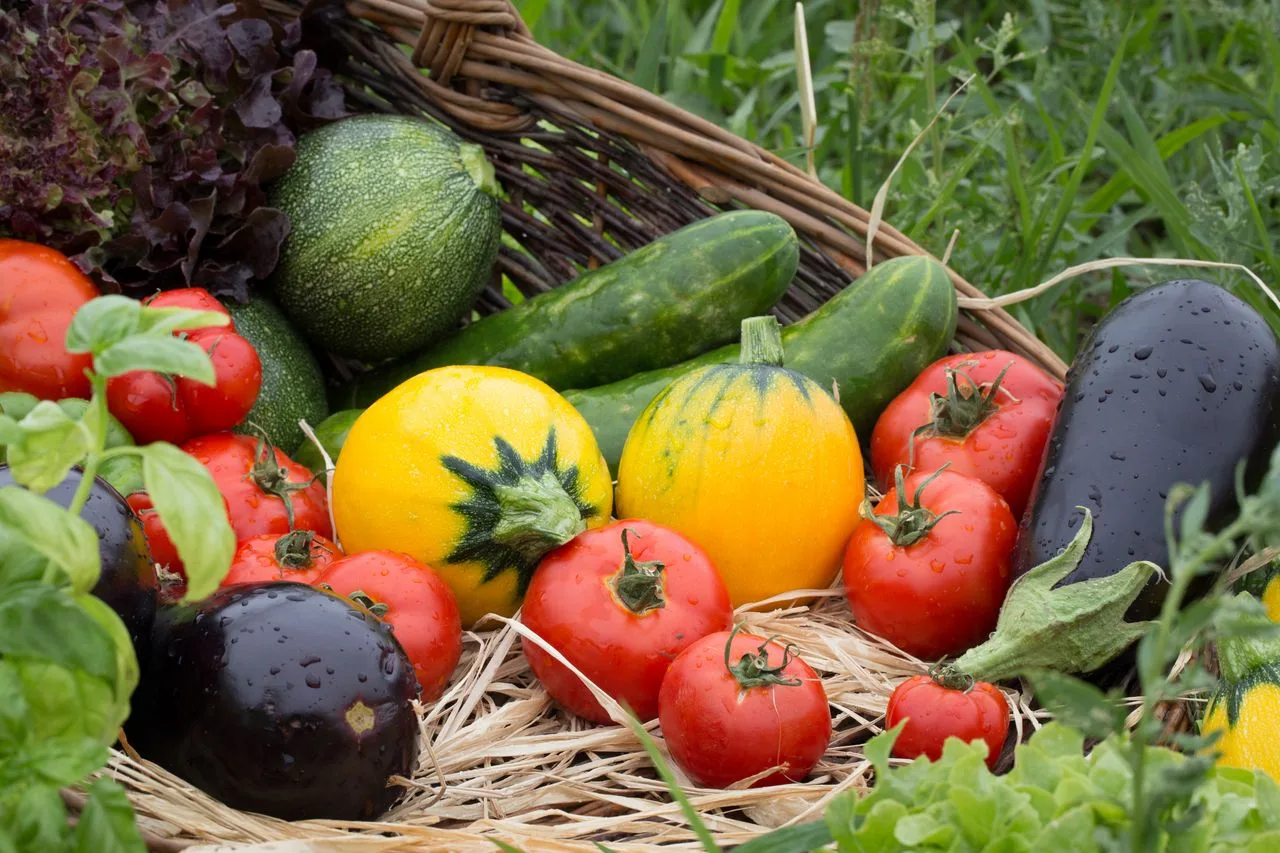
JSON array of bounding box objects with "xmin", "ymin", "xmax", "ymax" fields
[
  {"xmin": 1263, "ymin": 575, "xmax": 1280, "ymax": 622},
  {"xmin": 615, "ymin": 316, "xmax": 864, "ymax": 606},
  {"xmin": 332, "ymin": 366, "xmax": 613, "ymax": 627},
  {"xmin": 1200, "ymin": 592, "xmax": 1280, "ymax": 780}
]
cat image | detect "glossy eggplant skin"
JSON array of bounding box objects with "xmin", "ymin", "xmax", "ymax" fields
[
  {"xmin": 126, "ymin": 583, "xmax": 421, "ymax": 822},
  {"xmin": 0, "ymin": 465, "xmax": 157, "ymax": 652},
  {"xmin": 1014, "ymin": 280, "xmax": 1280, "ymax": 622}
]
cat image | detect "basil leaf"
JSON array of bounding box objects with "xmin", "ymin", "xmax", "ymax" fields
[
  {"xmin": 0, "ymin": 585, "xmax": 117, "ymax": 683},
  {"xmin": 6, "ymin": 401, "xmax": 90, "ymax": 494},
  {"xmin": 137, "ymin": 305, "xmax": 229, "ymax": 336},
  {"xmin": 75, "ymin": 594, "xmax": 140, "ymax": 714},
  {"xmin": 0, "ymin": 415, "xmax": 21, "ymax": 447},
  {"xmin": 141, "ymin": 442, "xmax": 233, "ymax": 601},
  {"xmin": 95, "ymin": 336, "xmax": 215, "ymax": 386},
  {"xmin": 0, "ymin": 735, "xmax": 108, "ymax": 789},
  {"xmin": 99, "ymin": 456, "xmax": 144, "ymax": 499},
  {"xmin": 7, "ymin": 785, "xmax": 72, "ymax": 852},
  {"xmin": 72, "ymin": 778, "xmax": 146, "ymax": 853},
  {"xmin": 0, "ymin": 487, "xmax": 100, "ymax": 592},
  {"xmin": 0, "ymin": 392, "xmax": 39, "ymax": 420},
  {"xmin": 1026, "ymin": 670, "xmax": 1126, "ymax": 741},
  {"xmin": 53, "ymin": 399, "xmax": 135, "ymax": 451},
  {"xmin": 12, "ymin": 658, "xmax": 116, "ymax": 745},
  {"xmin": 65, "ymin": 296, "xmax": 142, "ymax": 356},
  {"xmin": 0, "ymin": 661, "xmax": 28, "ymax": 749}
]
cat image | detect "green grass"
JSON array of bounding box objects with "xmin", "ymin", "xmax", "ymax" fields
[{"xmin": 514, "ymin": 0, "xmax": 1280, "ymax": 361}]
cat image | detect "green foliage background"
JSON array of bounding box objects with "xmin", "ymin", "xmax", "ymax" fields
[{"xmin": 514, "ymin": 0, "xmax": 1280, "ymax": 360}]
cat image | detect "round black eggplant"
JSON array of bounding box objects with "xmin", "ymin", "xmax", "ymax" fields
[
  {"xmin": 126, "ymin": 583, "xmax": 421, "ymax": 821},
  {"xmin": 1014, "ymin": 279, "xmax": 1280, "ymax": 622},
  {"xmin": 0, "ymin": 465, "xmax": 157, "ymax": 652}
]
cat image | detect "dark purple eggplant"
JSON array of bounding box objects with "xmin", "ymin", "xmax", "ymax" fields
[
  {"xmin": 0, "ymin": 465, "xmax": 157, "ymax": 653},
  {"xmin": 946, "ymin": 280, "xmax": 1280, "ymax": 686},
  {"xmin": 126, "ymin": 583, "xmax": 421, "ymax": 822},
  {"xmin": 1014, "ymin": 279, "xmax": 1280, "ymax": 619}
]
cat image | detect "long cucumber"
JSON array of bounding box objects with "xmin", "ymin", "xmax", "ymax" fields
[
  {"xmin": 564, "ymin": 255, "xmax": 959, "ymax": 473},
  {"xmin": 336, "ymin": 210, "xmax": 799, "ymax": 406}
]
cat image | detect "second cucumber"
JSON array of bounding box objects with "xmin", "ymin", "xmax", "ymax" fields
[{"xmin": 337, "ymin": 210, "xmax": 799, "ymax": 406}]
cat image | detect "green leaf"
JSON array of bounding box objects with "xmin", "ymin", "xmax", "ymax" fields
[
  {"xmin": 853, "ymin": 799, "xmax": 908, "ymax": 850},
  {"xmin": 865, "ymin": 721, "xmax": 904, "ymax": 774},
  {"xmin": 0, "ymin": 415, "xmax": 21, "ymax": 447},
  {"xmin": 98, "ymin": 455, "xmax": 144, "ymax": 500},
  {"xmin": 733, "ymin": 821, "xmax": 833, "ymax": 853},
  {"xmin": 136, "ymin": 306, "xmax": 228, "ymax": 337},
  {"xmin": 6, "ymin": 401, "xmax": 89, "ymax": 494},
  {"xmin": 1025, "ymin": 670, "xmax": 1126, "ymax": 741},
  {"xmin": 76, "ymin": 593, "xmax": 139, "ymax": 717},
  {"xmin": 950, "ymin": 508, "xmax": 1156, "ymax": 682},
  {"xmin": 64, "ymin": 296, "xmax": 141, "ymax": 356},
  {"xmin": 894, "ymin": 812, "xmax": 954, "ymax": 847},
  {"xmin": 823, "ymin": 791, "xmax": 859, "ymax": 850},
  {"xmin": 95, "ymin": 336, "xmax": 215, "ymax": 385},
  {"xmin": 0, "ymin": 392, "xmax": 40, "ymax": 421},
  {"xmin": 7, "ymin": 786, "xmax": 72, "ymax": 852},
  {"xmin": 0, "ymin": 487, "xmax": 100, "ymax": 592},
  {"xmin": 0, "ymin": 736, "xmax": 108, "ymax": 789},
  {"xmin": 633, "ymin": 0, "xmax": 668, "ymax": 92},
  {"xmin": 491, "ymin": 842, "xmax": 526, "ymax": 853},
  {"xmin": 11, "ymin": 658, "xmax": 116, "ymax": 745},
  {"xmin": 141, "ymin": 442, "xmax": 233, "ymax": 601},
  {"xmin": 72, "ymin": 779, "xmax": 146, "ymax": 853},
  {"xmin": 0, "ymin": 662, "xmax": 28, "ymax": 750},
  {"xmin": 0, "ymin": 586, "xmax": 118, "ymax": 684}
]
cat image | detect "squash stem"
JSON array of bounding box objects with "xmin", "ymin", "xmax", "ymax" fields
[
  {"xmin": 739, "ymin": 316, "xmax": 785, "ymax": 367},
  {"xmin": 611, "ymin": 528, "xmax": 666, "ymax": 615},
  {"xmin": 490, "ymin": 471, "xmax": 587, "ymax": 563},
  {"xmin": 460, "ymin": 143, "xmax": 500, "ymax": 198}
]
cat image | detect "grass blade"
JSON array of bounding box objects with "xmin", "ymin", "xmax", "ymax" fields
[
  {"xmin": 1082, "ymin": 114, "xmax": 1228, "ymax": 216},
  {"xmin": 623, "ymin": 715, "xmax": 722, "ymax": 852},
  {"xmin": 633, "ymin": 0, "xmax": 670, "ymax": 92},
  {"xmin": 732, "ymin": 820, "xmax": 834, "ymax": 853}
]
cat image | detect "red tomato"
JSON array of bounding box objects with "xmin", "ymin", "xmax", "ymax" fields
[
  {"xmin": 106, "ymin": 288, "xmax": 262, "ymax": 445},
  {"xmin": 885, "ymin": 675, "xmax": 1010, "ymax": 770},
  {"xmin": 521, "ymin": 520, "xmax": 733, "ymax": 724},
  {"xmin": 222, "ymin": 530, "xmax": 340, "ymax": 587},
  {"xmin": 315, "ymin": 550, "xmax": 463, "ymax": 701},
  {"xmin": 870, "ymin": 350, "xmax": 1063, "ymax": 518},
  {"xmin": 0, "ymin": 239, "xmax": 99, "ymax": 400},
  {"xmin": 183, "ymin": 432, "xmax": 331, "ymax": 541},
  {"xmin": 842, "ymin": 467, "xmax": 1015, "ymax": 660},
  {"xmin": 658, "ymin": 630, "xmax": 831, "ymax": 788},
  {"xmin": 126, "ymin": 491, "xmax": 191, "ymax": 575}
]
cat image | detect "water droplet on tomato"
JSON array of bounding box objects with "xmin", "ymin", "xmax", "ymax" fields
[
  {"xmin": 929, "ymin": 560, "xmax": 945, "ymax": 573},
  {"xmin": 954, "ymin": 554, "xmax": 973, "ymax": 565}
]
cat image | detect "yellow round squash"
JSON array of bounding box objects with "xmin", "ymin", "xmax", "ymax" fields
[
  {"xmin": 1200, "ymin": 593, "xmax": 1280, "ymax": 781},
  {"xmin": 615, "ymin": 316, "xmax": 864, "ymax": 606},
  {"xmin": 332, "ymin": 366, "xmax": 613, "ymax": 627}
]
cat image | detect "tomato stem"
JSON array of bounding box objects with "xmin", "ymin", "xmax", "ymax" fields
[
  {"xmin": 273, "ymin": 529, "xmax": 318, "ymax": 571},
  {"xmin": 739, "ymin": 316, "xmax": 785, "ymax": 367},
  {"xmin": 246, "ymin": 424, "xmax": 311, "ymax": 530},
  {"xmin": 723, "ymin": 624, "xmax": 802, "ymax": 691},
  {"xmin": 611, "ymin": 528, "xmax": 666, "ymax": 615},
  {"xmin": 863, "ymin": 464, "xmax": 960, "ymax": 547},
  {"xmin": 911, "ymin": 360, "xmax": 1016, "ymax": 451}
]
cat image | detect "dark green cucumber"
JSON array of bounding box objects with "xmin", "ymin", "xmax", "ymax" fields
[
  {"xmin": 565, "ymin": 255, "xmax": 958, "ymax": 472},
  {"xmin": 336, "ymin": 210, "xmax": 799, "ymax": 406}
]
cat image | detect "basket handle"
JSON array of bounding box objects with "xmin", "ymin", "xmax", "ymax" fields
[{"xmin": 413, "ymin": 0, "xmax": 529, "ymax": 84}]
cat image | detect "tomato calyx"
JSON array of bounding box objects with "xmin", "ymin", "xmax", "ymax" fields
[
  {"xmin": 274, "ymin": 529, "xmax": 322, "ymax": 571},
  {"xmin": 926, "ymin": 660, "xmax": 975, "ymax": 693},
  {"xmin": 863, "ymin": 464, "xmax": 960, "ymax": 548},
  {"xmin": 913, "ymin": 360, "xmax": 1017, "ymax": 444},
  {"xmin": 724, "ymin": 625, "xmax": 802, "ymax": 691},
  {"xmin": 247, "ymin": 426, "xmax": 317, "ymax": 529},
  {"xmin": 610, "ymin": 528, "xmax": 666, "ymax": 615},
  {"xmin": 321, "ymin": 584, "xmax": 391, "ymax": 619}
]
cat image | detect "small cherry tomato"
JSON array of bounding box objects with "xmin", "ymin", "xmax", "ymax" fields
[
  {"xmin": 0, "ymin": 239, "xmax": 99, "ymax": 400},
  {"xmin": 126, "ymin": 491, "xmax": 190, "ymax": 575},
  {"xmin": 182, "ymin": 432, "xmax": 330, "ymax": 541},
  {"xmin": 658, "ymin": 629, "xmax": 831, "ymax": 788},
  {"xmin": 106, "ymin": 288, "xmax": 262, "ymax": 445},
  {"xmin": 315, "ymin": 550, "xmax": 463, "ymax": 701},
  {"xmin": 521, "ymin": 520, "xmax": 733, "ymax": 724},
  {"xmin": 221, "ymin": 530, "xmax": 340, "ymax": 588},
  {"xmin": 870, "ymin": 351, "xmax": 1063, "ymax": 518},
  {"xmin": 842, "ymin": 467, "xmax": 1016, "ymax": 660},
  {"xmin": 885, "ymin": 674, "xmax": 1010, "ymax": 769}
]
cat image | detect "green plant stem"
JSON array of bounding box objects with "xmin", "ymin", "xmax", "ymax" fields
[
  {"xmin": 1128, "ymin": 509, "xmax": 1253, "ymax": 851},
  {"xmin": 67, "ymin": 376, "xmax": 110, "ymax": 517}
]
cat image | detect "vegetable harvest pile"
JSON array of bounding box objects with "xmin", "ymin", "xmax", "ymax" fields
[{"xmin": 5, "ymin": 3, "xmax": 1280, "ymax": 853}]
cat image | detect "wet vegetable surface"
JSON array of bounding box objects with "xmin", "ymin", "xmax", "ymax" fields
[
  {"xmin": 126, "ymin": 582, "xmax": 421, "ymax": 821},
  {"xmin": 0, "ymin": 465, "xmax": 157, "ymax": 653},
  {"xmin": 1014, "ymin": 280, "xmax": 1280, "ymax": 621}
]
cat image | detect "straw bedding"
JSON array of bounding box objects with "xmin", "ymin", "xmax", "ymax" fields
[{"xmin": 110, "ymin": 587, "xmax": 1050, "ymax": 851}]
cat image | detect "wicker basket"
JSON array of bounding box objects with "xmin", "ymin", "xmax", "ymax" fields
[{"xmin": 107, "ymin": 1, "xmax": 1081, "ymax": 849}]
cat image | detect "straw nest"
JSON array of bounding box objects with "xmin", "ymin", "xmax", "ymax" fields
[{"xmin": 110, "ymin": 585, "xmax": 1051, "ymax": 852}]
